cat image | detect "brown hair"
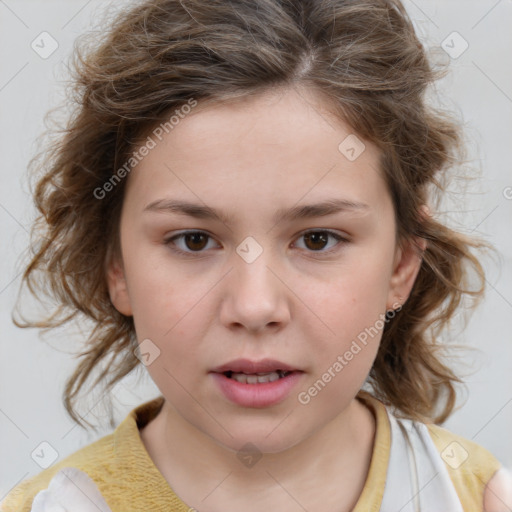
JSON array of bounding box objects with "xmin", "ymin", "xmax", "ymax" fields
[{"xmin": 14, "ymin": 0, "xmax": 492, "ymax": 428}]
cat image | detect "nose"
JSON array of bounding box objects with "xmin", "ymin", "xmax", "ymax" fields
[{"xmin": 219, "ymin": 245, "xmax": 291, "ymax": 334}]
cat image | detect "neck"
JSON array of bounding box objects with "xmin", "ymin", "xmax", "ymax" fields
[{"xmin": 140, "ymin": 397, "xmax": 376, "ymax": 510}]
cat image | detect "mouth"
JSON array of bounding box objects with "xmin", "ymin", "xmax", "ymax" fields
[
  {"xmin": 210, "ymin": 363, "xmax": 305, "ymax": 407},
  {"xmin": 210, "ymin": 358, "xmax": 302, "ymax": 382},
  {"xmin": 222, "ymin": 369, "xmax": 294, "ymax": 384}
]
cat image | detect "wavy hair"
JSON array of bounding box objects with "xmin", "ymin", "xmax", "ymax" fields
[{"xmin": 14, "ymin": 0, "xmax": 492, "ymax": 428}]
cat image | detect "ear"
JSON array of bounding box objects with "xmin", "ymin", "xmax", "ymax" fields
[
  {"xmin": 386, "ymin": 205, "xmax": 430, "ymax": 310},
  {"xmin": 106, "ymin": 256, "xmax": 133, "ymax": 316}
]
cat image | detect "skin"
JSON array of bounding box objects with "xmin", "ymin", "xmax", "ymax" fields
[
  {"xmin": 484, "ymin": 468, "xmax": 512, "ymax": 511},
  {"xmin": 107, "ymin": 85, "xmax": 428, "ymax": 511}
]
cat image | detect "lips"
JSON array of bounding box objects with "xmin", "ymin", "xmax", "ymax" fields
[
  {"xmin": 210, "ymin": 358, "xmax": 300, "ymax": 375},
  {"xmin": 210, "ymin": 363, "xmax": 305, "ymax": 407}
]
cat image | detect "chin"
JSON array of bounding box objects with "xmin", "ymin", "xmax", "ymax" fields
[{"xmin": 202, "ymin": 418, "xmax": 308, "ymax": 456}]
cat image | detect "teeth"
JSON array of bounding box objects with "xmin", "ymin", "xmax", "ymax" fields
[{"xmin": 230, "ymin": 371, "xmax": 286, "ymax": 384}]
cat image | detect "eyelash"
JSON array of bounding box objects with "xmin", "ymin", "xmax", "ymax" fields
[{"xmin": 163, "ymin": 230, "xmax": 349, "ymax": 257}]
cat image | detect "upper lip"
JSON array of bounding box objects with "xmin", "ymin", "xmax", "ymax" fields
[{"xmin": 211, "ymin": 358, "xmax": 301, "ymax": 374}]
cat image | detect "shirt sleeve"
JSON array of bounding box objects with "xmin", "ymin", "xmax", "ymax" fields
[{"xmin": 427, "ymin": 424, "xmax": 503, "ymax": 512}]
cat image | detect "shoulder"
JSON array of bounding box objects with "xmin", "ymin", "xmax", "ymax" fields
[
  {"xmin": 483, "ymin": 467, "xmax": 512, "ymax": 512},
  {"xmin": 1, "ymin": 430, "xmax": 118, "ymax": 512},
  {"xmin": 0, "ymin": 397, "xmax": 163, "ymax": 512},
  {"xmin": 426, "ymin": 423, "xmax": 505, "ymax": 511},
  {"xmin": 1, "ymin": 397, "xmax": 166, "ymax": 512}
]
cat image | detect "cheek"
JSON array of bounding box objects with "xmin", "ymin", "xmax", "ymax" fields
[
  {"xmin": 119, "ymin": 237, "xmax": 182, "ymax": 335},
  {"xmin": 127, "ymin": 273, "xmax": 202, "ymax": 341},
  {"xmin": 296, "ymin": 278, "xmax": 386, "ymax": 410},
  {"xmin": 295, "ymin": 252, "xmax": 393, "ymax": 384},
  {"xmin": 121, "ymin": 245, "xmax": 216, "ymax": 375},
  {"xmin": 303, "ymin": 259, "xmax": 391, "ymax": 336}
]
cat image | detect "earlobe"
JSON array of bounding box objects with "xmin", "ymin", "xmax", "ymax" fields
[{"xmin": 106, "ymin": 258, "xmax": 133, "ymax": 316}]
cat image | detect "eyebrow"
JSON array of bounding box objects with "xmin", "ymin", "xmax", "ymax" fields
[{"xmin": 143, "ymin": 198, "xmax": 370, "ymax": 225}]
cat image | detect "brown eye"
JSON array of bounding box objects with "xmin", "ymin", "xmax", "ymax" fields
[
  {"xmin": 164, "ymin": 229, "xmax": 348, "ymax": 257},
  {"xmin": 295, "ymin": 230, "xmax": 347, "ymax": 254},
  {"xmin": 164, "ymin": 231, "xmax": 217, "ymax": 255},
  {"xmin": 303, "ymin": 232, "xmax": 329, "ymax": 251},
  {"xmin": 182, "ymin": 232, "xmax": 209, "ymax": 251}
]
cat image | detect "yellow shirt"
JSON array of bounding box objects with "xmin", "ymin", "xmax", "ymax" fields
[{"xmin": 1, "ymin": 395, "xmax": 502, "ymax": 511}]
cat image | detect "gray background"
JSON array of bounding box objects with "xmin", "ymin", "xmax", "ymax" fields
[{"xmin": 1, "ymin": 0, "xmax": 511, "ymax": 498}]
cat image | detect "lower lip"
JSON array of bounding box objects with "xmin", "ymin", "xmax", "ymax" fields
[{"xmin": 210, "ymin": 372, "xmax": 304, "ymax": 408}]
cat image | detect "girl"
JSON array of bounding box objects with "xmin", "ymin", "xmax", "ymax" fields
[{"xmin": 2, "ymin": 0, "xmax": 511, "ymax": 510}]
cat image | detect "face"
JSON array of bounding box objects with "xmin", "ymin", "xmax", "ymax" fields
[{"xmin": 107, "ymin": 86, "xmax": 423, "ymax": 454}]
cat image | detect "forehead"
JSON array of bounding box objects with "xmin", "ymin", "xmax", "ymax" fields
[{"xmin": 124, "ymin": 87, "xmax": 390, "ymax": 220}]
